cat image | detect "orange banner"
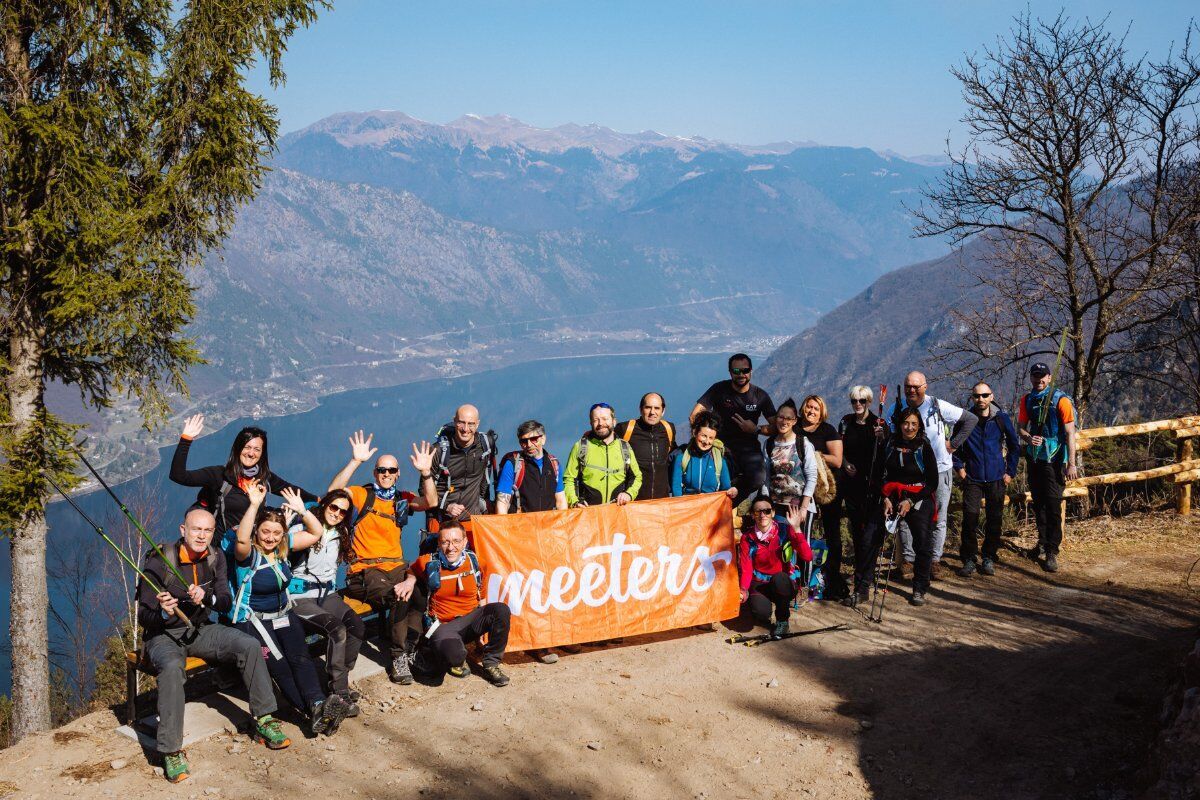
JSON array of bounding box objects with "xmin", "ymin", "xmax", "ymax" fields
[{"xmin": 471, "ymin": 492, "xmax": 740, "ymax": 651}]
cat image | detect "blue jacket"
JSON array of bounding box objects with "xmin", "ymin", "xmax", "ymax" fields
[
  {"xmin": 670, "ymin": 444, "xmax": 731, "ymax": 496},
  {"xmin": 952, "ymin": 404, "xmax": 1020, "ymax": 483}
]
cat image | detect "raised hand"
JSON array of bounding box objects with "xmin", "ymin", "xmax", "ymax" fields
[
  {"xmin": 280, "ymin": 486, "xmax": 307, "ymax": 515},
  {"xmin": 731, "ymin": 414, "xmax": 758, "ymax": 435},
  {"xmin": 182, "ymin": 414, "xmax": 205, "ymax": 439},
  {"xmin": 245, "ymin": 480, "xmax": 267, "ymax": 507},
  {"xmin": 349, "ymin": 430, "xmax": 377, "ymax": 463},
  {"xmin": 410, "ymin": 441, "xmax": 435, "ymax": 474},
  {"xmin": 785, "ymin": 504, "xmax": 805, "ymax": 530}
]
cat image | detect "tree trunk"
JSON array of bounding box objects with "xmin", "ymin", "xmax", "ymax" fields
[{"xmin": 7, "ymin": 324, "xmax": 50, "ymax": 739}]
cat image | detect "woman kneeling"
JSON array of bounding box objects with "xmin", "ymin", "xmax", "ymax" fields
[{"xmin": 738, "ymin": 498, "xmax": 813, "ymax": 638}]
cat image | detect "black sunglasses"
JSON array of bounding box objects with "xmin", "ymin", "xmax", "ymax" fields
[
  {"xmin": 971, "ymin": 392, "xmax": 993, "ymax": 398},
  {"xmin": 375, "ymin": 467, "xmax": 399, "ymax": 475},
  {"xmin": 519, "ymin": 434, "xmax": 543, "ymax": 444},
  {"xmin": 730, "ymin": 367, "xmax": 752, "ymax": 376},
  {"xmin": 850, "ymin": 398, "xmax": 869, "ymax": 405},
  {"xmin": 751, "ymin": 507, "xmax": 774, "ymax": 516}
]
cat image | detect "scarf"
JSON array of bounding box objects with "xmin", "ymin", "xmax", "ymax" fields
[
  {"xmin": 434, "ymin": 549, "xmax": 467, "ymax": 570},
  {"xmin": 373, "ymin": 482, "xmax": 397, "ymax": 501},
  {"xmin": 242, "ymin": 463, "xmax": 261, "ymax": 478},
  {"xmin": 751, "ymin": 519, "xmax": 778, "ymax": 544}
]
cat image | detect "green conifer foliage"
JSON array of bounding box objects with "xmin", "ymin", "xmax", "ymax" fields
[{"xmin": 0, "ymin": 0, "xmax": 326, "ymax": 741}]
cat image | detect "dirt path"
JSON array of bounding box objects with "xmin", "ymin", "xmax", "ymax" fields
[{"xmin": 3, "ymin": 511, "xmax": 1198, "ymax": 800}]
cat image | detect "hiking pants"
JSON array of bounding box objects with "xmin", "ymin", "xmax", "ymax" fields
[
  {"xmin": 344, "ymin": 565, "xmax": 427, "ymax": 657},
  {"xmin": 728, "ymin": 447, "xmax": 767, "ymax": 506},
  {"xmin": 235, "ymin": 612, "xmax": 325, "ymax": 714},
  {"xmin": 746, "ymin": 571, "xmax": 797, "ymax": 625},
  {"xmin": 293, "ymin": 594, "xmax": 365, "ymax": 695},
  {"xmin": 847, "ymin": 491, "xmax": 881, "ymax": 595},
  {"xmin": 1027, "ymin": 459, "xmax": 1066, "ymax": 555},
  {"xmin": 818, "ymin": 500, "xmax": 846, "ymax": 595},
  {"xmin": 429, "ymin": 602, "xmax": 511, "ymax": 669},
  {"xmin": 899, "ymin": 469, "xmax": 951, "ymax": 563},
  {"xmin": 960, "ymin": 480, "xmax": 1005, "ymax": 564},
  {"xmin": 145, "ymin": 624, "xmax": 276, "ymax": 754}
]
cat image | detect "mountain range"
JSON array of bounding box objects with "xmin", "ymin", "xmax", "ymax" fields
[{"xmin": 68, "ymin": 111, "xmax": 952, "ymax": 477}]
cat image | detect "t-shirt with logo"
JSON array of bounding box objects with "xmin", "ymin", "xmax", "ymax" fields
[
  {"xmin": 412, "ymin": 553, "xmax": 481, "ymax": 623},
  {"xmin": 696, "ymin": 381, "xmax": 777, "ymax": 452},
  {"xmin": 346, "ymin": 485, "xmax": 416, "ymax": 575}
]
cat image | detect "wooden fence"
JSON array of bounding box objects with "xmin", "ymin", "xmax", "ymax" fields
[{"xmin": 1040, "ymin": 414, "xmax": 1200, "ymax": 514}]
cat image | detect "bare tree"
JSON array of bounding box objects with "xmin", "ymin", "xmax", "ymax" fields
[{"xmin": 914, "ymin": 12, "xmax": 1200, "ymax": 421}]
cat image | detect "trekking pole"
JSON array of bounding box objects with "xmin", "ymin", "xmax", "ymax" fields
[
  {"xmin": 45, "ymin": 473, "xmax": 195, "ymax": 631},
  {"xmin": 73, "ymin": 442, "xmax": 192, "ymax": 591},
  {"xmin": 868, "ymin": 515, "xmax": 898, "ymax": 624}
]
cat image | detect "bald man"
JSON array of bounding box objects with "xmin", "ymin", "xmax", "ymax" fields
[
  {"xmin": 430, "ymin": 404, "xmax": 498, "ymax": 528},
  {"xmin": 138, "ymin": 507, "xmax": 287, "ymax": 775}
]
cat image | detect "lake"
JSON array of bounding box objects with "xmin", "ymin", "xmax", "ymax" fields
[{"xmin": 0, "ymin": 352, "xmax": 730, "ymax": 694}]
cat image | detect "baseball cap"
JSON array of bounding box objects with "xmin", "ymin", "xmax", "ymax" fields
[{"xmin": 1029, "ymin": 361, "xmax": 1050, "ymax": 376}]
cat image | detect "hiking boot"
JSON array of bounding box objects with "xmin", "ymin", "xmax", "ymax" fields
[
  {"xmin": 252, "ymin": 715, "xmax": 291, "ymax": 750},
  {"xmin": 482, "ymin": 664, "xmax": 511, "ymax": 687},
  {"xmin": 447, "ymin": 662, "xmax": 471, "ymax": 679},
  {"xmin": 1044, "ymin": 554, "xmax": 1059, "ymax": 573},
  {"xmin": 980, "ymin": 558, "xmax": 996, "ymax": 576},
  {"xmin": 312, "ymin": 694, "xmax": 349, "ymax": 737},
  {"xmin": 957, "ymin": 559, "xmax": 976, "ymax": 578},
  {"xmin": 339, "ymin": 691, "xmax": 361, "ymax": 718},
  {"xmin": 910, "ymin": 591, "xmax": 927, "ymax": 607},
  {"xmin": 771, "ymin": 620, "xmax": 790, "ymax": 639},
  {"xmin": 530, "ymin": 648, "xmax": 559, "ymax": 664},
  {"xmin": 900, "ymin": 562, "xmax": 914, "ymax": 581},
  {"xmin": 1028, "ymin": 542, "xmax": 1043, "ymax": 561},
  {"xmin": 389, "ymin": 653, "xmax": 413, "ymax": 685},
  {"xmin": 163, "ymin": 751, "xmax": 190, "ymax": 783},
  {"xmin": 930, "ymin": 561, "xmax": 942, "ymax": 581},
  {"xmin": 558, "ymin": 644, "xmax": 583, "ymax": 655}
]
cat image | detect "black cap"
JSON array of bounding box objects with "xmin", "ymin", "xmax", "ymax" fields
[{"xmin": 1029, "ymin": 361, "xmax": 1050, "ymax": 376}]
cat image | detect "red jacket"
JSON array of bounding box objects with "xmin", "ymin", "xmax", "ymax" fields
[{"xmin": 738, "ymin": 520, "xmax": 813, "ymax": 591}]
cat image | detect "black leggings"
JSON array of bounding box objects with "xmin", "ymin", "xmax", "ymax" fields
[
  {"xmin": 293, "ymin": 594, "xmax": 365, "ymax": 694},
  {"xmin": 856, "ymin": 497, "xmax": 936, "ymax": 594},
  {"xmin": 236, "ymin": 612, "xmax": 325, "ymax": 713},
  {"xmin": 745, "ymin": 572, "xmax": 797, "ymax": 625}
]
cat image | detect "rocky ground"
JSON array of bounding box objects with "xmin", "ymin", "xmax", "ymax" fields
[{"xmin": 1, "ymin": 510, "xmax": 1197, "ymax": 800}]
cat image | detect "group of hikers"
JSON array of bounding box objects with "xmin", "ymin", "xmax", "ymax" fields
[{"xmin": 137, "ymin": 352, "xmax": 1078, "ymax": 782}]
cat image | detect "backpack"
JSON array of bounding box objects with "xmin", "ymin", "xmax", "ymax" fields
[
  {"xmin": 423, "ymin": 550, "xmax": 482, "ymax": 627},
  {"xmin": 345, "ymin": 485, "xmax": 410, "ymax": 562},
  {"xmin": 620, "ymin": 419, "xmax": 675, "ymax": 449},
  {"xmin": 1023, "ymin": 389, "xmax": 1071, "ymax": 462},
  {"xmin": 574, "ymin": 434, "xmax": 635, "ymax": 502},
  {"xmin": 433, "ymin": 423, "xmax": 499, "ymax": 507},
  {"xmin": 501, "ymin": 450, "xmax": 560, "ymax": 512},
  {"xmin": 893, "ymin": 396, "xmax": 950, "ymax": 443},
  {"xmin": 883, "ymin": 439, "xmax": 927, "ymax": 474}
]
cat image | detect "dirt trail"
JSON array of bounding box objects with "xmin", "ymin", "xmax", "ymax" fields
[{"xmin": 2, "ymin": 511, "xmax": 1197, "ymax": 800}]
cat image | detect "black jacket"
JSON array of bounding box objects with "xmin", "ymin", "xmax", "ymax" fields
[
  {"xmin": 136, "ymin": 541, "xmax": 232, "ymax": 640},
  {"xmin": 620, "ymin": 419, "xmax": 675, "ymax": 500},
  {"xmin": 169, "ymin": 437, "xmax": 315, "ymax": 533}
]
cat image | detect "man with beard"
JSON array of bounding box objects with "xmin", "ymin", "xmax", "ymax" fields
[
  {"xmin": 691, "ymin": 354, "xmax": 777, "ymax": 504},
  {"xmin": 563, "ymin": 402, "xmax": 643, "ymax": 507}
]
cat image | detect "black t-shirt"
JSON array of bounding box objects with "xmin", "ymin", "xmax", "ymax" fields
[
  {"xmin": 696, "ymin": 381, "xmax": 777, "ymax": 452},
  {"xmin": 838, "ymin": 412, "xmax": 878, "ymax": 477},
  {"xmin": 800, "ymin": 422, "xmax": 841, "ymax": 459}
]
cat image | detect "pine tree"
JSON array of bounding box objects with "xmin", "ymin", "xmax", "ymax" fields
[{"xmin": 0, "ymin": 0, "xmax": 325, "ymax": 741}]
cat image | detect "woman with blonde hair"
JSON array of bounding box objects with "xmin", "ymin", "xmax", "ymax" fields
[
  {"xmin": 231, "ymin": 483, "xmax": 348, "ymax": 737},
  {"xmin": 799, "ymin": 394, "xmax": 846, "ymax": 598}
]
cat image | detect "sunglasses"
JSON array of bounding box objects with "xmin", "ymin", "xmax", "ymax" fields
[
  {"xmin": 327, "ymin": 505, "xmax": 350, "ymax": 516},
  {"xmin": 519, "ymin": 434, "xmax": 543, "ymax": 445},
  {"xmin": 730, "ymin": 368, "xmax": 752, "ymax": 376},
  {"xmin": 850, "ymin": 398, "xmax": 870, "ymax": 405},
  {"xmin": 375, "ymin": 467, "xmax": 399, "ymax": 475},
  {"xmin": 904, "ymin": 384, "xmax": 924, "ymax": 391},
  {"xmin": 751, "ymin": 508, "xmax": 774, "ymax": 516},
  {"xmin": 971, "ymin": 392, "xmax": 993, "ymax": 398}
]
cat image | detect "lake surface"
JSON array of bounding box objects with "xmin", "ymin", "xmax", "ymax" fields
[{"xmin": 0, "ymin": 353, "xmax": 724, "ymax": 693}]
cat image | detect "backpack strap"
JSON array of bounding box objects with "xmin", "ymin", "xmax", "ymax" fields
[
  {"xmin": 662, "ymin": 420, "xmax": 675, "ymax": 449},
  {"xmin": 620, "ymin": 420, "xmax": 636, "ymax": 442},
  {"xmin": 215, "ymin": 480, "xmax": 234, "ymax": 531}
]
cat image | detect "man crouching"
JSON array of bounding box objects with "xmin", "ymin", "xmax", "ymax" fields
[{"xmin": 410, "ymin": 522, "xmax": 511, "ymax": 686}]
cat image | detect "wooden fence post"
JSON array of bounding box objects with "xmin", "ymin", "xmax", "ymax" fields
[{"xmin": 1178, "ymin": 438, "xmax": 1194, "ymax": 516}]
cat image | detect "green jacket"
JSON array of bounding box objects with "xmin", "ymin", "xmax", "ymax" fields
[{"xmin": 563, "ymin": 435, "xmax": 643, "ymax": 506}]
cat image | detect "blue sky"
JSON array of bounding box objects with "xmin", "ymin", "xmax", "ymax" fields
[{"xmin": 251, "ymin": 1, "xmax": 1197, "ymax": 155}]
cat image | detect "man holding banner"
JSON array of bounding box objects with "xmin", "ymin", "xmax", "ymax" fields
[{"xmin": 563, "ymin": 402, "xmax": 642, "ymax": 507}]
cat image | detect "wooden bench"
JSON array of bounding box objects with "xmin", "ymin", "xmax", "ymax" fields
[{"xmin": 124, "ymin": 592, "xmax": 382, "ymax": 724}]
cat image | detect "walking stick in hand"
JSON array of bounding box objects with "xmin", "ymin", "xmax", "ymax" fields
[{"xmin": 46, "ymin": 473, "xmax": 195, "ymax": 631}]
